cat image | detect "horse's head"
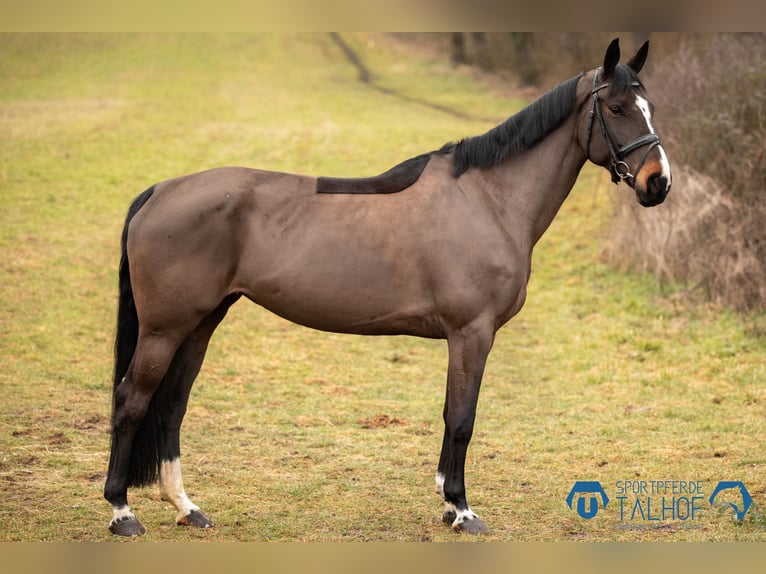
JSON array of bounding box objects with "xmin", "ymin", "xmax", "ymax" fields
[{"xmin": 580, "ymin": 38, "xmax": 671, "ymax": 207}]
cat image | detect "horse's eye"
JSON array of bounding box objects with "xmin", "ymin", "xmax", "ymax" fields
[{"xmin": 608, "ymin": 105, "xmax": 624, "ymax": 116}]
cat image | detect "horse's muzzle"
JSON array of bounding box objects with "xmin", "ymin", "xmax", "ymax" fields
[{"xmin": 636, "ymin": 172, "xmax": 670, "ymax": 207}]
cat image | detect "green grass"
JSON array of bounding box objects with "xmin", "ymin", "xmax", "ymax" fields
[{"xmin": 1, "ymin": 33, "xmax": 764, "ymax": 542}]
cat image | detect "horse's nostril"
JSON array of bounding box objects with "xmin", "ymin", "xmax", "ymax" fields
[{"xmin": 648, "ymin": 174, "xmax": 668, "ymax": 195}]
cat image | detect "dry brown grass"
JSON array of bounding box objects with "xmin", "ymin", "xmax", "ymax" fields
[{"xmin": 603, "ymin": 166, "xmax": 766, "ymax": 311}]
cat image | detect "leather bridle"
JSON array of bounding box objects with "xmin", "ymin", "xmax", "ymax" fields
[{"xmin": 585, "ymin": 68, "xmax": 661, "ymax": 185}]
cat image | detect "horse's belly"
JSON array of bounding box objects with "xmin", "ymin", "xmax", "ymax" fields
[
  {"xmin": 246, "ymin": 284, "xmax": 443, "ymax": 338},
  {"xmin": 234, "ymin": 243, "xmax": 443, "ymax": 337}
]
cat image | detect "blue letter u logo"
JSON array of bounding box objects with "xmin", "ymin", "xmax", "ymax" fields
[
  {"xmin": 566, "ymin": 481, "xmax": 609, "ymax": 519},
  {"xmin": 577, "ymin": 496, "xmax": 599, "ymax": 519}
]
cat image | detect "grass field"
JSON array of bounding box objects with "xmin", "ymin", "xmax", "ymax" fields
[{"xmin": 1, "ymin": 33, "xmax": 765, "ymax": 542}]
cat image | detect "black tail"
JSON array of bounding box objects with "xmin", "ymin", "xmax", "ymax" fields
[
  {"xmin": 113, "ymin": 185, "xmax": 155, "ymax": 390},
  {"xmin": 111, "ymin": 185, "xmax": 162, "ymax": 487}
]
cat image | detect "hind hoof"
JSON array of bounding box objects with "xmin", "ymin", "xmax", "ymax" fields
[
  {"xmin": 177, "ymin": 509, "xmax": 213, "ymax": 528},
  {"xmin": 109, "ymin": 515, "xmax": 146, "ymax": 537},
  {"xmin": 453, "ymin": 516, "xmax": 489, "ymax": 535},
  {"xmin": 442, "ymin": 510, "xmax": 457, "ymax": 525}
]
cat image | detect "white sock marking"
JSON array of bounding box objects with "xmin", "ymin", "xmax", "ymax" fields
[
  {"xmin": 159, "ymin": 458, "xmax": 200, "ymax": 522},
  {"xmin": 452, "ymin": 506, "xmax": 479, "ymax": 526},
  {"xmin": 110, "ymin": 505, "xmax": 135, "ymax": 525},
  {"xmin": 436, "ymin": 472, "xmax": 480, "ymax": 527},
  {"xmin": 435, "ymin": 472, "xmax": 445, "ymax": 497}
]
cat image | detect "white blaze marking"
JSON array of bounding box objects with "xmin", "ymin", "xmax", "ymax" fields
[
  {"xmin": 160, "ymin": 458, "xmax": 200, "ymax": 522},
  {"xmin": 635, "ymin": 94, "xmax": 672, "ymax": 185}
]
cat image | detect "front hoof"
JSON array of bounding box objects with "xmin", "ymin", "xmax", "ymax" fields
[
  {"xmin": 442, "ymin": 509, "xmax": 457, "ymax": 525},
  {"xmin": 453, "ymin": 516, "xmax": 489, "ymax": 535},
  {"xmin": 177, "ymin": 509, "xmax": 213, "ymax": 528},
  {"xmin": 109, "ymin": 516, "xmax": 146, "ymax": 537}
]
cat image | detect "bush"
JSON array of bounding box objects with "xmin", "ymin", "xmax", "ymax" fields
[{"xmin": 603, "ymin": 34, "xmax": 766, "ymax": 311}]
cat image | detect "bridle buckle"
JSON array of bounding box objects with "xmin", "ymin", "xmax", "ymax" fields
[{"xmin": 612, "ymin": 160, "xmax": 633, "ymax": 182}]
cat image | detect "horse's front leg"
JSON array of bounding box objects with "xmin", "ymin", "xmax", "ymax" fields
[{"xmin": 435, "ymin": 321, "xmax": 494, "ymax": 534}]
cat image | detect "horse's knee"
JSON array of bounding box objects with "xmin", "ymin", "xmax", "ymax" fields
[
  {"xmin": 445, "ymin": 413, "xmax": 475, "ymax": 445},
  {"xmin": 452, "ymin": 422, "xmax": 474, "ymax": 444}
]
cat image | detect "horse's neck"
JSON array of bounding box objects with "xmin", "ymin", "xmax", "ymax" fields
[{"xmin": 483, "ymin": 117, "xmax": 587, "ymax": 247}]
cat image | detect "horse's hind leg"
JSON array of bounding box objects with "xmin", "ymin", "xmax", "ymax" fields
[
  {"xmin": 157, "ymin": 295, "xmax": 239, "ymax": 528},
  {"xmin": 105, "ymin": 332, "xmax": 181, "ymax": 536},
  {"xmin": 155, "ymin": 342, "xmax": 211, "ymax": 529}
]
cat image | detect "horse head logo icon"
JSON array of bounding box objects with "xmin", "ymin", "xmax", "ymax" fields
[{"xmin": 709, "ymin": 481, "xmax": 752, "ymax": 521}]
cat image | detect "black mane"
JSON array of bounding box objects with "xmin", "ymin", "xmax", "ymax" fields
[
  {"xmin": 441, "ymin": 73, "xmax": 584, "ymax": 177},
  {"xmin": 317, "ymin": 152, "xmax": 432, "ymax": 194},
  {"xmin": 317, "ymin": 72, "xmax": 586, "ymax": 194}
]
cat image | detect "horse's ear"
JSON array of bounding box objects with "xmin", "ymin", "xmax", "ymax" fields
[
  {"xmin": 602, "ymin": 38, "xmax": 620, "ymax": 79},
  {"xmin": 626, "ymin": 41, "xmax": 650, "ymax": 74}
]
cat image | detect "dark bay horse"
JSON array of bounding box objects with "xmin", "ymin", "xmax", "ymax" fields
[{"xmin": 105, "ymin": 38, "xmax": 671, "ymax": 536}]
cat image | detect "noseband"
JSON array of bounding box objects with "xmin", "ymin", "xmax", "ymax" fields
[{"xmin": 585, "ymin": 68, "xmax": 661, "ymax": 184}]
